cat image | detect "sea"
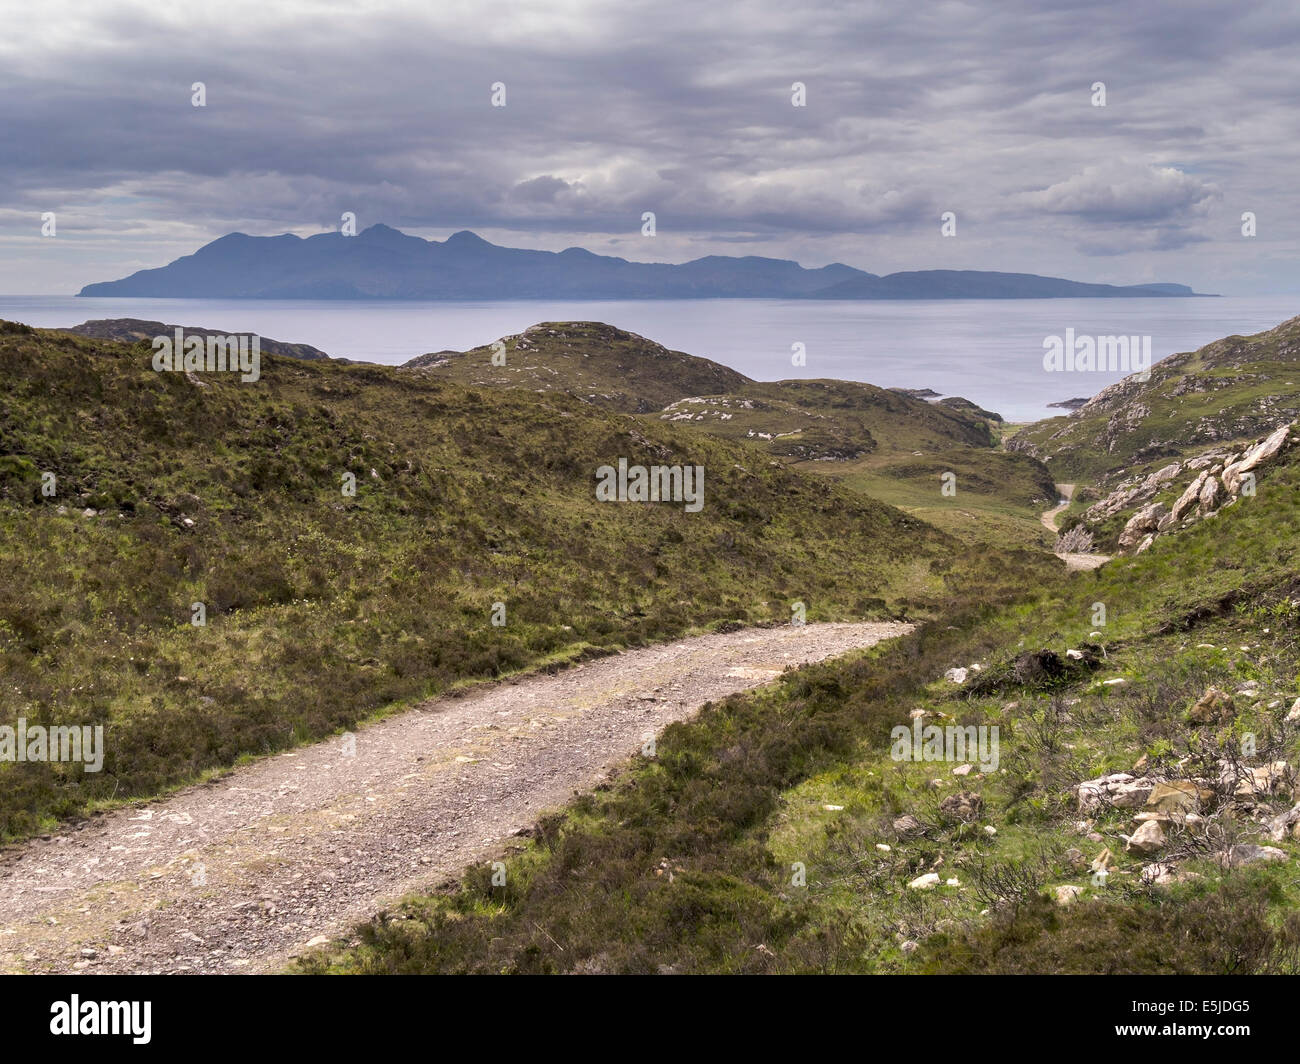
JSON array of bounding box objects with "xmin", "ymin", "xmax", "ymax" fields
[{"xmin": 3, "ymin": 294, "xmax": 1296, "ymax": 423}]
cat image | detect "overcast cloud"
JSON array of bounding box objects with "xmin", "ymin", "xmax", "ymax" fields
[{"xmin": 2, "ymin": 0, "xmax": 1297, "ymax": 293}]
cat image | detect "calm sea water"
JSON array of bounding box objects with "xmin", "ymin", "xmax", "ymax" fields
[{"xmin": 3, "ymin": 295, "xmax": 1296, "ymax": 422}]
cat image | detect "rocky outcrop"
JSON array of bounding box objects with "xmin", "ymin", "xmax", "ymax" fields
[
  {"xmin": 1072, "ymin": 420, "xmax": 1296, "ymax": 555},
  {"xmin": 1117, "ymin": 502, "xmax": 1168, "ymax": 548},
  {"xmin": 1222, "ymin": 422, "xmax": 1292, "ymax": 493}
]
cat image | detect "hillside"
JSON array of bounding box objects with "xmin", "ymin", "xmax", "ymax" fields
[
  {"xmin": 1010, "ymin": 314, "xmax": 1300, "ymax": 483},
  {"xmin": 61, "ymin": 318, "xmax": 350, "ymax": 363},
  {"xmin": 303, "ymin": 409, "xmax": 1300, "ymax": 976},
  {"xmin": 0, "ymin": 319, "xmax": 1054, "ymax": 841},
  {"xmin": 403, "ymin": 323, "xmax": 1055, "ymax": 544},
  {"xmin": 403, "ymin": 321, "xmax": 750, "ymax": 413},
  {"xmin": 78, "ymin": 224, "xmax": 1206, "ymax": 301},
  {"xmin": 660, "ymin": 378, "xmax": 997, "ymax": 457}
]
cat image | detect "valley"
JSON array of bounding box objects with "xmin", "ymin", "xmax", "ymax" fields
[{"xmin": 4, "ymin": 312, "xmax": 1300, "ymax": 975}]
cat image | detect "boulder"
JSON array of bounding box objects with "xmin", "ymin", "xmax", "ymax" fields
[
  {"xmin": 1142, "ymin": 862, "xmax": 1178, "ymax": 885},
  {"xmin": 907, "ymin": 872, "xmax": 941, "ymax": 890},
  {"xmin": 893, "ymin": 814, "xmax": 925, "ymax": 837},
  {"xmin": 1265, "ymin": 803, "xmax": 1300, "ymax": 843},
  {"xmin": 943, "ymin": 667, "xmax": 968, "ymax": 684},
  {"xmin": 1231, "ymin": 761, "xmax": 1294, "ymax": 799},
  {"xmin": 1197, "ymin": 475, "xmax": 1220, "ymax": 513},
  {"xmin": 1125, "ymin": 819, "xmax": 1166, "ymax": 856},
  {"xmin": 1144, "ymin": 780, "xmax": 1201, "ymax": 817},
  {"xmin": 939, "ymin": 791, "xmax": 983, "ymax": 821},
  {"xmin": 1054, "ymin": 884, "xmax": 1083, "ymax": 906},
  {"xmin": 1169, "ymin": 470, "xmax": 1209, "ymax": 522},
  {"xmin": 1118, "ymin": 502, "xmax": 1169, "ymax": 549},
  {"xmin": 1286, "ymin": 697, "xmax": 1300, "ymax": 724},
  {"xmin": 1187, "ymin": 687, "xmax": 1235, "ymax": 726},
  {"xmin": 1077, "ymin": 772, "xmax": 1154, "ymax": 812},
  {"xmin": 1222, "ymin": 422, "xmax": 1293, "ymax": 493},
  {"xmin": 1221, "ymin": 843, "xmax": 1288, "ymax": 868}
]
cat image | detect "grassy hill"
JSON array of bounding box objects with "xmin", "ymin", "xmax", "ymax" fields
[
  {"xmin": 660, "ymin": 378, "xmax": 996, "ymax": 456},
  {"xmin": 403, "ymin": 321, "xmax": 750, "ymax": 413},
  {"xmin": 1010, "ymin": 314, "xmax": 1300, "ymax": 484},
  {"xmin": 660, "ymin": 380, "xmax": 1055, "ymax": 545},
  {"xmin": 303, "ymin": 406, "xmax": 1300, "ymax": 975},
  {"xmin": 60, "ymin": 318, "xmax": 347, "ymax": 363},
  {"xmin": 404, "ymin": 322, "xmax": 1056, "ymax": 548},
  {"xmin": 0, "ymin": 319, "xmax": 1054, "ymax": 841}
]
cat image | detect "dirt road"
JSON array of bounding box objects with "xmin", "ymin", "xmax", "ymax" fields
[
  {"xmin": 1042, "ymin": 482, "xmax": 1110, "ymax": 571},
  {"xmin": 0, "ymin": 621, "xmax": 910, "ymax": 975}
]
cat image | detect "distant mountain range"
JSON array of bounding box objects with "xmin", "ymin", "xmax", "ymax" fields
[{"xmin": 78, "ymin": 224, "xmax": 1211, "ymax": 301}]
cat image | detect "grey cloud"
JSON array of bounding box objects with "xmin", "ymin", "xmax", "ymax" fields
[{"xmin": 0, "ymin": 0, "xmax": 1295, "ymax": 293}]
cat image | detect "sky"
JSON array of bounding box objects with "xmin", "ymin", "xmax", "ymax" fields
[{"xmin": 2, "ymin": 0, "xmax": 1298, "ymax": 295}]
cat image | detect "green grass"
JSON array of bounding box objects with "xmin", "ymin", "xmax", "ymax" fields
[
  {"xmin": 403, "ymin": 321, "xmax": 750, "ymax": 413},
  {"xmin": 0, "ymin": 319, "xmax": 1025, "ymax": 841},
  {"xmin": 1012, "ymin": 314, "xmax": 1300, "ymax": 482},
  {"xmin": 299, "ymin": 440, "xmax": 1300, "ymax": 974}
]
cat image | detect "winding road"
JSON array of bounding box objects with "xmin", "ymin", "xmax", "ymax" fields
[{"xmin": 1042, "ymin": 482, "xmax": 1110, "ymax": 571}]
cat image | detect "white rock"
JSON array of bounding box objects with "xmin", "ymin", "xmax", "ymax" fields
[
  {"xmin": 908, "ymin": 873, "xmax": 941, "ymax": 890},
  {"xmin": 944, "ymin": 667, "xmax": 968, "ymax": 684},
  {"xmin": 1124, "ymin": 819, "xmax": 1166, "ymax": 856},
  {"xmin": 1054, "ymin": 885, "xmax": 1083, "ymax": 906}
]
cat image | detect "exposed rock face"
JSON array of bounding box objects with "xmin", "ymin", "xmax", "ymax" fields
[
  {"xmin": 1084, "ymin": 463, "xmax": 1182, "ymax": 523},
  {"xmin": 1118, "ymin": 502, "xmax": 1168, "ymax": 548},
  {"xmin": 1008, "ymin": 316, "xmax": 1300, "ymax": 466},
  {"xmin": 1187, "ymin": 687, "xmax": 1236, "ymax": 726},
  {"xmin": 1125, "ymin": 819, "xmax": 1166, "ymax": 856},
  {"xmin": 1222, "ymin": 422, "xmax": 1293, "ymax": 493},
  {"xmin": 1071, "ymin": 419, "xmax": 1296, "ymax": 556},
  {"xmin": 1169, "ymin": 471, "xmax": 1209, "ymax": 522}
]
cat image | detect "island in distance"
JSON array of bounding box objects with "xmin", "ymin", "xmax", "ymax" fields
[{"xmin": 79, "ymin": 224, "xmax": 1214, "ymax": 301}]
